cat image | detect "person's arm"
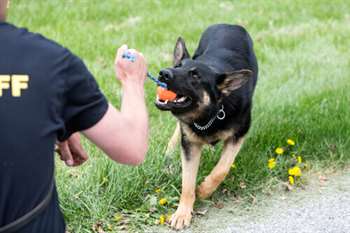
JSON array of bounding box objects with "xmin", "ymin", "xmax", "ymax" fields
[
  {"xmin": 56, "ymin": 45, "xmax": 148, "ymax": 166},
  {"xmin": 82, "ymin": 45, "xmax": 148, "ymax": 165}
]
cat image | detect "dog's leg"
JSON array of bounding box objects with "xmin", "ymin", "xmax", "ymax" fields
[
  {"xmin": 165, "ymin": 122, "xmax": 180, "ymax": 155},
  {"xmin": 170, "ymin": 140, "xmax": 202, "ymax": 230},
  {"xmin": 197, "ymin": 137, "xmax": 244, "ymax": 199}
]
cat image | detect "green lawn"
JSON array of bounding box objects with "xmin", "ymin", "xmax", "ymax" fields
[{"xmin": 9, "ymin": 0, "xmax": 350, "ymax": 232}]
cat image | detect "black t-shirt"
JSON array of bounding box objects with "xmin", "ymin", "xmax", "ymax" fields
[{"xmin": 0, "ymin": 22, "xmax": 109, "ymax": 232}]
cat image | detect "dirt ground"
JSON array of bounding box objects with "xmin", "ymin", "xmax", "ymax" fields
[{"xmin": 147, "ymin": 168, "xmax": 350, "ymax": 233}]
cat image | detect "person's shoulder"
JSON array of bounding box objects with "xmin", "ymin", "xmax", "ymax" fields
[
  {"xmin": 6, "ymin": 22, "xmax": 72, "ymax": 59},
  {"xmin": 27, "ymin": 31, "xmax": 69, "ymax": 57}
]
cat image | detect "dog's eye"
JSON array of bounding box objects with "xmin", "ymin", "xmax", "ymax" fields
[
  {"xmin": 192, "ymin": 74, "xmax": 200, "ymax": 79},
  {"xmin": 189, "ymin": 68, "xmax": 200, "ymax": 80},
  {"xmin": 174, "ymin": 62, "xmax": 182, "ymax": 68}
]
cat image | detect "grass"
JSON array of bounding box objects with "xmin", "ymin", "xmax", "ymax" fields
[{"xmin": 9, "ymin": 0, "xmax": 350, "ymax": 232}]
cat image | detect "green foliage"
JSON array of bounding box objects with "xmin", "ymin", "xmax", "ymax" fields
[{"xmin": 9, "ymin": 0, "xmax": 350, "ymax": 232}]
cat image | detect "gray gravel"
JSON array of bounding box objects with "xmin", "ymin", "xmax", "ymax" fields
[
  {"xmin": 222, "ymin": 173, "xmax": 350, "ymax": 233},
  {"xmin": 148, "ymin": 169, "xmax": 350, "ymax": 233}
]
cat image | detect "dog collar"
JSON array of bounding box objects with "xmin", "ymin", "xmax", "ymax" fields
[{"xmin": 193, "ymin": 105, "xmax": 225, "ymax": 131}]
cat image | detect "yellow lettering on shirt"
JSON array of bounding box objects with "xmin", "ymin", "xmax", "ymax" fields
[
  {"xmin": 0, "ymin": 75, "xmax": 30, "ymax": 97},
  {"xmin": 0, "ymin": 75, "xmax": 11, "ymax": 96},
  {"xmin": 12, "ymin": 75, "xmax": 29, "ymax": 97}
]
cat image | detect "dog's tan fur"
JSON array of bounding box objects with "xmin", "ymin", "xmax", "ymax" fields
[
  {"xmin": 182, "ymin": 122, "xmax": 234, "ymax": 145},
  {"xmin": 170, "ymin": 142, "xmax": 202, "ymax": 229},
  {"xmin": 178, "ymin": 91, "xmax": 211, "ymax": 124},
  {"xmin": 197, "ymin": 137, "xmax": 244, "ymax": 199},
  {"xmin": 167, "ymin": 123, "xmax": 244, "ymax": 229}
]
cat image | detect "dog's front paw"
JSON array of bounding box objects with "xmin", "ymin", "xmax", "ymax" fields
[{"xmin": 170, "ymin": 206, "xmax": 192, "ymax": 230}]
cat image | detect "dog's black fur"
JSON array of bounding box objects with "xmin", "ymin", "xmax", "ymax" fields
[
  {"xmin": 155, "ymin": 24, "xmax": 258, "ymax": 230},
  {"xmin": 156, "ymin": 24, "xmax": 258, "ymax": 145}
]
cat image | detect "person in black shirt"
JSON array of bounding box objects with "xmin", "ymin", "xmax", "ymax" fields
[{"xmin": 0, "ymin": 0, "xmax": 149, "ymax": 232}]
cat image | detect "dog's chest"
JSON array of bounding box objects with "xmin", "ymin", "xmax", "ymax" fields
[{"xmin": 182, "ymin": 124, "xmax": 233, "ymax": 145}]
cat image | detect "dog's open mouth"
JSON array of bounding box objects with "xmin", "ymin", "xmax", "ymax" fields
[{"xmin": 155, "ymin": 93, "xmax": 192, "ymax": 111}]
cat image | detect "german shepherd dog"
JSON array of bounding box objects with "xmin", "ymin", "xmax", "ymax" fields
[{"xmin": 155, "ymin": 24, "xmax": 258, "ymax": 230}]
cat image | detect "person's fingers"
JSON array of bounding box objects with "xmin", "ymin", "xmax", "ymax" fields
[
  {"xmin": 114, "ymin": 44, "xmax": 128, "ymax": 79},
  {"xmin": 116, "ymin": 44, "xmax": 128, "ymax": 61},
  {"xmin": 65, "ymin": 133, "xmax": 89, "ymax": 167},
  {"xmin": 69, "ymin": 143, "xmax": 89, "ymax": 166},
  {"xmin": 73, "ymin": 145, "xmax": 88, "ymax": 160},
  {"xmin": 70, "ymin": 154, "xmax": 84, "ymax": 166},
  {"xmin": 132, "ymin": 50, "xmax": 144, "ymax": 62},
  {"xmin": 115, "ymin": 46, "xmax": 148, "ymax": 83},
  {"xmin": 118, "ymin": 44, "xmax": 128, "ymax": 55},
  {"xmin": 115, "ymin": 45, "xmax": 130, "ymax": 76},
  {"xmin": 58, "ymin": 142, "xmax": 74, "ymax": 166},
  {"xmin": 115, "ymin": 44, "xmax": 128, "ymax": 67},
  {"xmin": 126, "ymin": 49, "xmax": 139, "ymax": 61},
  {"xmin": 72, "ymin": 156, "xmax": 87, "ymax": 166}
]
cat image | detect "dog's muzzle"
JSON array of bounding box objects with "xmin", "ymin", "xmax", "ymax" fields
[{"xmin": 159, "ymin": 69, "xmax": 173, "ymax": 83}]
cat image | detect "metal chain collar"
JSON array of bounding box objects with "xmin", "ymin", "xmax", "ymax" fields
[{"xmin": 193, "ymin": 105, "xmax": 226, "ymax": 131}]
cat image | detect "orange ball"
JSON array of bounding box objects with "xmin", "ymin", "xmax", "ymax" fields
[{"xmin": 157, "ymin": 86, "xmax": 177, "ymax": 101}]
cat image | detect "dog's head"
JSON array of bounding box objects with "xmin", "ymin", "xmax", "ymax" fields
[{"xmin": 155, "ymin": 37, "xmax": 252, "ymax": 122}]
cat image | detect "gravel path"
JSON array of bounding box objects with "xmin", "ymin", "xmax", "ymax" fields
[{"xmin": 149, "ymin": 169, "xmax": 350, "ymax": 233}]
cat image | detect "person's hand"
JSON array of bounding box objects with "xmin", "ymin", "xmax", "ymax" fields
[
  {"xmin": 115, "ymin": 45, "xmax": 147, "ymax": 84},
  {"xmin": 55, "ymin": 133, "xmax": 89, "ymax": 167}
]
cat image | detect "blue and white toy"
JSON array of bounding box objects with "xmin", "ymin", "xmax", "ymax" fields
[{"xmin": 122, "ymin": 51, "xmax": 168, "ymax": 89}]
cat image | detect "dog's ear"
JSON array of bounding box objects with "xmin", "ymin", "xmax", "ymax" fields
[
  {"xmin": 217, "ymin": 69, "xmax": 252, "ymax": 96},
  {"xmin": 173, "ymin": 37, "xmax": 190, "ymax": 67}
]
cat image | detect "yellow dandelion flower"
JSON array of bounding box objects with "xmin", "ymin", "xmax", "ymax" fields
[
  {"xmin": 268, "ymin": 158, "xmax": 276, "ymax": 169},
  {"xmin": 159, "ymin": 198, "xmax": 167, "ymax": 206},
  {"xmin": 297, "ymin": 156, "xmax": 302, "ymax": 164},
  {"xmin": 288, "ymin": 166, "xmax": 302, "ymax": 177},
  {"xmin": 155, "ymin": 188, "xmax": 161, "ymax": 194},
  {"xmin": 287, "ymin": 139, "xmax": 296, "ymax": 146},
  {"xmin": 289, "ymin": 176, "xmax": 295, "ymax": 185},
  {"xmin": 159, "ymin": 215, "xmax": 166, "ymax": 225},
  {"xmin": 113, "ymin": 213, "xmax": 123, "ymax": 222},
  {"xmin": 275, "ymin": 147, "xmax": 284, "ymax": 155}
]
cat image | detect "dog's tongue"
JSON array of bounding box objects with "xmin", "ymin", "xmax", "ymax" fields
[{"xmin": 157, "ymin": 86, "xmax": 177, "ymax": 101}]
